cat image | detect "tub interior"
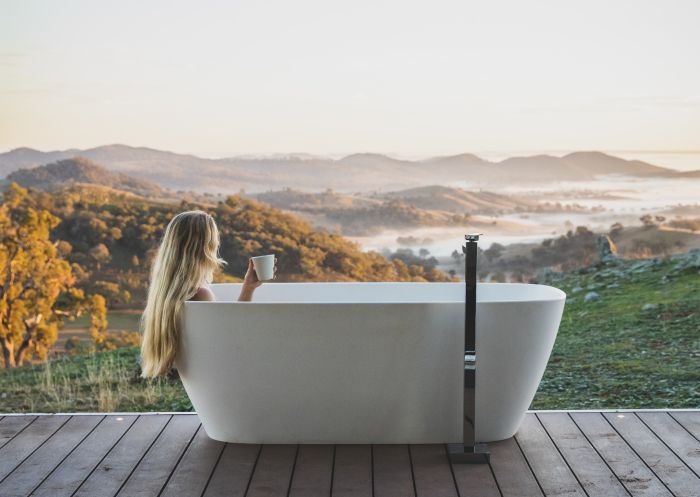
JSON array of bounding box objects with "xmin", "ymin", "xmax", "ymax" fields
[{"xmin": 207, "ymin": 282, "xmax": 565, "ymax": 304}]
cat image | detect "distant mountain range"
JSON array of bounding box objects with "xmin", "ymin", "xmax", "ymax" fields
[
  {"xmin": 0, "ymin": 145, "xmax": 696, "ymax": 193},
  {"xmin": 5, "ymin": 157, "xmax": 165, "ymax": 197}
]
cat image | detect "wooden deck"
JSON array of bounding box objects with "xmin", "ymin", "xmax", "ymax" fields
[{"xmin": 0, "ymin": 410, "xmax": 698, "ymax": 497}]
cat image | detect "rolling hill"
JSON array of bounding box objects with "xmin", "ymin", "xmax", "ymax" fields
[
  {"xmin": 0, "ymin": 145, "xmax": 695, "ymax": 193},
  {"xmin": 372, "ymin": 185, "xmax": 538, "ymax": 214},
  {"xmin": 5, "ymin": 157, "xmax": 165, "ymax": 197},
  {"xmin": 251, "ymin": 185, "xmax": 571, "ymax": 235}
]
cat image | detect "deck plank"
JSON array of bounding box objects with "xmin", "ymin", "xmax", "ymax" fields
[
  {"xmin": 515, "ymin": 413, "xmax": 587, "ymax": 496},
  {"xmin": 115, "ymin": 414, "xmax": 200, "ymax": 497},
  {"xmin": 332, "ymin": 445, "xmax": 373, "ymax": 497},
  {"xmin": 202, "ymin": 443, "xmax": 261, "ymax": 497},
  {"xmin": 536, "ymin": 412, "xmax": 629, "ymax": 497},
  {"xmin": 0, "ymin": 416, "xmax": 36, "ymax": 450},
  {"xmin": 288, "ymin": 444, "xmax": 334, "ymax": 497},
  {"xmin": 73, "ymin": 414, "xmax": 171, "ymax": 497},
  {"xmin": 0, "ymin": 410, "xmax": 697, "ymax": 496},
  {"xmin": 246, "ymin": 444, "xmax": 298, "ymax": 497},
  {"xmin": 0, "ymin": 415, "xmax": 103, "ymax": 497},
  {"xmin": 604, "ymin": 411, "xmax": 700, "ymax": 497},
  {"xmin": 670, "ymin": 411, "xmax": 700, "ymax": 440},
  {"xmin": 0, "ymin": 415, "xmax": 70, "ymax": 482},
  {"xmin": 31, "ymin": 415, "xmax": 137, "ymax": 497},
  {"xmin": 489, "ymin": 436, "xmax": 544, "ymax": 497},
  {"xmin": 451, "ymin": 462, "xmax": 500, "ymax": 497},
  {"xmin": 373, "ymin": 444, "xmax": 415, "ymax": 497},
  {"xmin": 409, "ymin": 444, "xmax": 458, "ymax": 497},
  {"xmin": 159, "ymin": 424, "xmax": 225, "ymax": 497},
  {"xmin": 637, "ymin": 411, "xmax": 700, "ymax": 475},
  {"xmin": 571, "ymin": 411, "xmax": 673, "ymax": 497}
]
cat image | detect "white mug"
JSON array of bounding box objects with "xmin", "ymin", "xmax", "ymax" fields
[{"xmin": 251, "ymin": 254, "xmax": 275, "ymax": 281}]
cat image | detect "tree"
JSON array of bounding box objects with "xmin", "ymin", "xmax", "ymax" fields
[
  {"xmin": 484, "ymin": 242, "xmax": 504, "ymax": 262},
  {"xmin": 0, "ymin": 184, "xmax": 81, "ymax": 367},
  {"xmin": 89, "ymin": 243, "xmax": 111, "ymax": 270},
  {"xmin": 89, "ymin": 294, "xmax": 108, "ymax": 345},
  {"xmin": 640, "ymin": 214, "xmax": 655, "ymax": 228},
  {"xmin": 609, "ymin": 222, "xmax": 624, "ymax": 236},
  {"xmin": 109, "ymin": 227, "xmax": 123, "ymax": 240}
]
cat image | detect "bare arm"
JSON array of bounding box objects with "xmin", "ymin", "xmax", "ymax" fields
[{"xmin": 238, "ymin": 257, "xmax": 278, "ymax": 301}]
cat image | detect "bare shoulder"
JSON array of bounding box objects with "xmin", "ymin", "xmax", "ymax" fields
[{"xmin": 190, "ymin": 286, "xmax": 216, "ymax": 301}]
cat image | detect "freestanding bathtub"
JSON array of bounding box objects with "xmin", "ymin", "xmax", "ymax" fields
[{"xmin": 178, "ymin": 282, "xmax": 565, "ymax": 444}]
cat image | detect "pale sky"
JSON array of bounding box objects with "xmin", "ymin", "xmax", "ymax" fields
[{"xmin": 1, "ymin": 0, "xmax": 699, "ymax": 157}]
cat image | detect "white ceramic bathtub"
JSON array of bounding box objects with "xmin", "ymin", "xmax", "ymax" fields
[{"xmin": 178, "ymin": 282, "xmax": 565, "ymax": 444}]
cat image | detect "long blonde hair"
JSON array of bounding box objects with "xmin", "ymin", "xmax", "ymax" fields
[{"xmin": 140, "ymin": 210, "xmax": 225, "ymax": 378}]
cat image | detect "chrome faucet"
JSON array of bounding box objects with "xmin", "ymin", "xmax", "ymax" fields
[{"xmin": 448, "ymin": 233, "xmax": 490, "ymax": 463}]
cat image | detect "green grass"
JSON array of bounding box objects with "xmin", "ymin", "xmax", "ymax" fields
[
  {"xmin": 0, "ymin": 348, "xmax": 191, "ymax": 412},
  {"xmin": 531, "ymin": 254, "xmax": 700, "ymax": 409},
  {"xmin": 0, "ymin": 253, "xmax": 698, "ymax": 413}
]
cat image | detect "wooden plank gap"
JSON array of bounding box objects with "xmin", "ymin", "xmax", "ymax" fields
[
  {"xmin": 155, "ymin": 421, "xmax": 204, "ymax": 497},
  {"xmin": 106, "ymin": 414, "xmax": 174, "ymax": 497},
  {"xmin": 512, "ymin": 433, "xmax": 548, "ymax": 497},
  {"xmin": 329, "ymin": 445, "xmax": 336, "ymax": 496},
  {"xmin": 565, "ymin": 412, "xmax": 634, "ymax": 496},
  {"xmin": 0, "ymin": 415, "xmax": 38, "ymax": 451},
  {"xmin": 197, "ymin": 439, "xmax": 227, "ymax": 497},
  {"xmin": 407, "ymin": 443, "xmax": 418, "ymax": 497},
  {"xmin": 634, "ymin": 412, "xmax": 700, "ymax": 480},
  {"xmin": 604, "ymin": 412, "xmax": 700, "ymax": 497},
  {"xmin": 24, "ymin": 415, "xmax": 106, "ymax": 496},
  {"xmin": 285, "ymin": 443, "xmax": 300, "ymax": 497},
  {"xmin": 0, "ymin": 414, "xmax": 71, "ymax": 484},
  {"xmin": 531, "ymin": 412, "xmax": 590, "ymax": 497},
  {"xmin": 70, "ymin": 414, "xmax": 164, "ymax": 497},
  {"xmin": 636, "ymin": 412, "xmax": 700, "ymax": 479},
  {"xmin": 601, "ymin": 412, "xmax": 679, "ymax": 497},
  {"xmin": 242, "ymin": 444, "xmax": 263, "ymax": 497},
  {"xmin": 669, "ymin": 411, "xmax": 700, "ymax": 443},
  {"xmin": 444, "ymin": 444, "xmax": 461, "ymax": 497},
  {"xmin": 487, "ymin": 460, "xmax": 504, "ymax": 497}
]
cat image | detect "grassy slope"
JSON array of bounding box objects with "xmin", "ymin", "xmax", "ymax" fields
[
  {"xmin": 532, "ymin": 252, "xmax": 699, "ymax": 409},
  {"xmin": 1, "ymin": 253, "xmax": 698, "ymax": 413},
  {"xmin": 0, "ymin": 348, "xmax": 190, "ymax": 412}
]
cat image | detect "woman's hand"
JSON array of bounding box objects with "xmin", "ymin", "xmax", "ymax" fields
[
  {"xmin": 243, "ymin": 258, "xmax": 263, "ymax": 290},
  {"xmin": 239, "ymin": 257, "xmax": 278, "ymax": 301}
]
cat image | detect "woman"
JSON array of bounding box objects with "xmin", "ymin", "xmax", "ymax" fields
[{"xmin": 140, "ymin": 210, "xmax": 277, "ymax": 378}]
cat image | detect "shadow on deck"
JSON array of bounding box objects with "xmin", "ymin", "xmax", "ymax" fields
[{"xmin": 0, "ymin": 410, "xmax": 698, "ymax": 497}]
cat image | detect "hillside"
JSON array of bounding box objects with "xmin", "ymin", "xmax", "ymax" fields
[
  {"xmin": 532, "ymin": 249, "xmax": 700, "ymax": 408},
  {"xmin": 253, "ymin": 185, "xmax": 596, "ymax": 235},
  {"xmin": 0, "ymin": 184, "xmax": 455, "ymax": 312},
  {"xmin": 6, "ymin": 157, "xmax": 165, "ymax": 197},
  {"xmin": 373, "ymin": 185, "xmax": 538, "ymax": 214},
  {"xmin": 1, "ymin": 145, "xmax": 694, "ymax": 193},
  {"xmin": 440, "ymin": 224, "xmax": 700, "ymax": 281},
  {"xmin": 254, "ymin": 188, "xmax": 381, "ymax": 210}
]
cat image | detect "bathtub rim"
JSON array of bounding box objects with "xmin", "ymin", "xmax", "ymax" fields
[{"xmin": 202, "ymin": 281, "xmax": 567, "ymax": 304}]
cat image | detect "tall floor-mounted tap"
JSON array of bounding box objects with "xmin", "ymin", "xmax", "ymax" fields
[{"xmin": 448, "ymin": 233, "xmax": 490, "ymax": 463}]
